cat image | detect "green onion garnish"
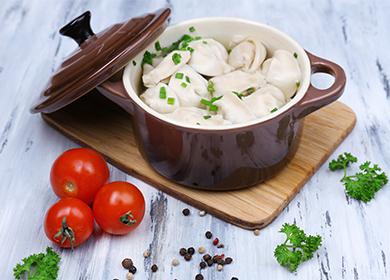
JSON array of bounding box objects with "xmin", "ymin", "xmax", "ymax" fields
[
  {"xmin": 180, "ymin": 82, "xmax": 187, "ymax": 88},
  {"xmin": 294, "ymin": 52, "xmax": 298, "ymax": 58},
  {"xmin": 200, "ymin": 96, "xmax": 222, "ymax": 112},
  {"xmin": 245, "ymin": 87, "xmax": 256, "ymax": 95},
  {"xmin": 187, "ymin": 47, "xmax": 194, "ymax": 53},
  {"xmin": 185, "ymin": 76, "xmax": 191, "ymax": 83},
  {"xmin": 175, "ymin": 72, "xmax": 184, "ymax": 79},
  {"xmin": 207, "ymin": 81, "xmax": 215, "ymax": 95},
  {"xmin": 296, "ymin": 81, "xmax": 301, "ymax": 88},
  {"xmin": 232, "ymin": 91, "xmax": 243, "ymax": 100},
  {"xmin": 209, "ymin": 104, "xmax": 218, "ymax": 112},
  {"xmin": 189, "ymin": 26, "xmax": 196, "ymax": 32},
  {"xmin": 167, "ymin": 97, "xmax": 175, "ymax": 105},
  {"xmin": 271, "ymin": 107, "xmax": 278, "ymax": 113},
  {"xmin": 202, "ymin": 40, "xmax": 208, "ymax": 44},
  {"xmin": 203, "ymin": 115, "xmax": 211, "ymax": 120},
  {"xmin": 172, "ymin": 53, "xmax": 182, "ymax": 65},
  {"xmin": 155, "ymin": 41, "xmax": 162, "ymax": 51},
  {"xmin": 132, "ymin": 60, "xmax": 137, "ymax": 66},
  {"xmin": 159, "ymin": 87, "xmax": 167, "ymax": 99},
  {"xmin": 142, "ymin": 50, "xmax": 156, "ymax": 66}
]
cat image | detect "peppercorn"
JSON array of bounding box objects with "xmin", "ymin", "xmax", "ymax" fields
[
  {"xmin": 151, "ymin": 264, "xmax": 158, "ymax": 272},
  {"xmin": 143, "ymin": 249, "xmax": 151, "ymax": 258},
  {"xmin": 217, "ymin": 243, "xmax": 224, "ymax": 248},
  {"xmin": 199, "ymin": 261, "xmax": 207, "ymax": 269},
  {"xmin": 129, "ymin": 266, "xmax": 137, "ymax": 274},
  {"xmin": 184, "ymin": 253, "xmax": 192, "ymax": 261},
  {"xmin": 122, "ymin": 258, "xmax": 133, "ymax": 270},
  {"xmin": 207, "ymin": 259, "xmax": 213, "ymax": 266},
  {"xmin": 217, "ymin": 264, "xmax": 224, "ymax": 271},
  {"xmin": 254, "ymin": 229, "xmax": 260, "ymax": 236},
  {"xmin": 203, "ymin": 254, "xmax": 211, "ymax": 261},
  {"xmin": 231, "ymin": 277, "xmax": 239, "ymax": 280},
  {"xmin": 126, "ymin": 272, "xmax": 134, "ymax": 280},
  {"xmin": 195, "ymin": 274, "xmax": 204, "ymax": 280},
  {"xmin": 217, "ymin": 258, "xmax": 225, "ymax": 265},
  {"xmin": 225, "ymin": 257, "xmax": 233, "ymax": 265},
  {"xmin": 182, "ymin": 208, "xmax": 190, "ymax": 216},
  {"xmin": 179, "ymin": 248, "xmax": 187, "ymax": 256},
  {"xmin": 187, "ymin": 247, "xmax": 195, "ymax": 255},
  {"xmin": 205, "ymin": 231, "xmax": 212, "ymax": 239},
  {"xmin": 172, "ymin": 258, "xmax": 180, "ymax": 266},
  {"xmin": 198, "ymin": 246, "xmax": 206, "ymax": 254},
  {"xmin": 213, "ymin": 238, "xmax": 219, "ymax": 246}
]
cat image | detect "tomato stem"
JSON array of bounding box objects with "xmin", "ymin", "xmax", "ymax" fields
[
  {"xmin": 119, "ymin": 211, "xmax": 137, "ymax": 226},
  {"xmin": 54, "ymin": 216, "xmax": 75, "ymax": 249}
]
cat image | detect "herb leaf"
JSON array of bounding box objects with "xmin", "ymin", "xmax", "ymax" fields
[
  {"xmin": 342, "ymin": 161, "xmax": 388, "ymax": 202},
  {"xmin": 329, "ymin": 152, "xmax": 357, "ymax": 172},
  {"xmin": 13, "ymin": 247, "xmax": 61, "ymax": 280},
  {"xmin": 274, "ymin": 224, "xmax": 322, "ymax": 272},
  {"xmin": 207, "ymin": 81, "xmax": 215, "ymax": 95}
]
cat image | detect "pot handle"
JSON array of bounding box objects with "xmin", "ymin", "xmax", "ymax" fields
[{"xmin": 294, "ymin": 51, "xmax": 346, "ymax": 119}]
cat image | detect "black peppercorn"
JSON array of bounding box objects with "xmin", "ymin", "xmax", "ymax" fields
[
  {"xmin": 207, "ymin": 259, "xmax": 213, "ymax": 266},
  {"xmin": 231, "ymin": 278, "xmax": 239, "ymax": 280},
  {"xmin": 122, "ymin": 258, "xmax": 133, "ymax": 270},
  {"xmin": 195, "ymin": 274, "xmax": 204, "ymax": 280},
  {"xmin": 179, "ymin": 248, "xmax": 187, "ymax": 256},
  {"xmin": 225, "ymin": 257, "xmax": 233, "ymax": 265},
  {"xmin": 182, "ymin": 208, "xmax": 190, "ymax": 216},
  {"xmin": 129, "ymin": 266, "xmax": 137, "ymax": 274},
  {"xmin": 212, "ymin": 255, "xmax": 219, "ymax": 263},
  {"xmin": 199, "ymin": 261, "xmax": 207, "ymax": 269},
  {"xmin": 151, "ymin": 264, "xmax": 158, "ymax": 272},
  {"xmin": 184, "ymin": 253, "xmax": 192, "ymax": 261},
  {"xmin": 187, "ymin": 247, "xmax": 195, "ymax": 255},
  {"xmin": 205, "ymin": 231, "xmax": 212, "ymax": 239},
  {"xmin": 203, "ymin": 254, "xmax": 211, "ymax": 261}
]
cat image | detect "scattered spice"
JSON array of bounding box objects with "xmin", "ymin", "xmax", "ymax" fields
[
  {"xmin": 143, "ymin": 249, "xmax": 151, "ymax": 258},
  {"xmin": 225, "ymin": 257, "xmax": 233, "ymax": 265},
  {"xmin": 198, "ymin": 246, "xmax": 206, "ymax": 254},
  {"xmin": 213, "ymin": 238, "xmax": 219, "ymax": 246},
  {"xmin": 253, "ymin": 229, "xmax": 261, "ymax": 236},
  {"xmin": 207, "ymin": 259, "xmax": 214, "ymax": 266},
  {"xmin": 187, "ymin": 247, "xmax": 195, "ymax": 255},
  {"xmin": 122, "ymin": 258, "xmax": 133, "ymax": 270},
  {"xmin": 217, "ymin": 264, "xmax": 224, "ymax": 271},
  {"xmin": 129, "ymin": 266, "xmax": 137, "ymax": 274},
  {"xmin": 199, "ymin": 261, "xmax": 207, "ymax": 269},
  {"xmin": 231, "ymin": 277, "xmax": 239, "ymax": 280},
  {"xmin": 195, "ymin": 273, "xmax": 204, "ymax": 280},
  {"xmin": 179, "ymin": 248, "xmax": 187, "ymax": 256},
  {"xmin": 217, "ymin": 243, "xmax": 225, "ymax": 248},
  {"xmin": 203, "ymin": 254, "xmax": 212, "ymax": 261},
  {"xmin": 184, "ymin": 253, "xmax": 192, "ymax": 261},
  {"xmin": 151, "ymin": 264, "xmax": 158, "ymax": 272},
  {"xmin": 172, "ymin": 258, "xmax": 180, "ymax": 266},
  {"xmin": 205, "ymin": 231, "xmax": 213, "ymax": 239},
  {"xmin": 126, "ymin": 272, "xmax": 134, "ymax": 280},
  {"xmin": 199, "ymin": 210, "xmax": 206, "ymax": 216},
  {"xmin": 182, "ymin": 208, "xmax": 190, "ymax": 216}
]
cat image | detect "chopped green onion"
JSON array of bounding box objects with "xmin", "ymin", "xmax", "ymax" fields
[
  {"xmin": 172, "ymin": 53, "xmax": 182, "ymax": 65},
  {"xmin": 271, "ymin": 107, "xmax": 278, "ymax": 113},
  {"xmin": 167, "ymin": 97, "xmax": 175, "ymax": 105},
  {"xmin": 296, "ymin": 81, "xmax": 301, "ymax": 88},
  {"xmin": 185, "ymin": 76, "xmax": 191, "ymax": 83},
  {"xmin": 211, "ymin": 96, "xmax": 223, "ymax": 103},
  {"xmin": 189, "ymin": 26, "xmax": 196, "ymax": 32},
  {"xmin": 203, "ymin": 115, "xmax": 211, "ymax": 120},
  {"xmin": 155, "ymin": 41, "xmax": 162, "ymax": 51},
  {"xmin": 232, "ymin": 91, "xmax": 243, "ymax": 100},
  {"xmin": 142, "ymin": 50, "xmax": 156, "ymax": 66},
  {"xmin": 209, "ymin": 104, "xmax": 218, "ymax": 112},
  {"xmin": 201, "ymin": 98, "xmax": 212, "ymax": 106},
  {"xmin": 194, "ymin": 36, "xmax": 202, "ymax": 40},
  {"xmin": 187, "ymin": 47, "xmax": 194, "ymax": 53},
  {"xmin": 202, "ymin": 40, "xmax": 208, "ymax": 44},
  {"xmin": 180, "ymin": 82, "xmax": 187, "ymax": 88},
  {"xmin": 245, "ymin": 87, "xmax": 256, "ymax": 95},
  {"xmin": 293, "ymin": 52, "xmax": 298, "ymax": 58},
  {"xmin": 207, "ymin": 81, "xmax": 215, "ymax": 95},
  {"xmin": 132, "ymin": 60, "xmax": 136, "ymax": 66},
  {"xmin": 175, "ymin": 72, "xmax": 184, "ymax": 79},
  {"xmin": 159, "ymin": 87, "xmax": 167, "ymax": 99},
  {"xmin": 227, "ymin": 48, "xmax": 232, "ymax": 54},
  {"xmin": 196, "ymin": 122, "xmax": 201, "ymax": 125}
]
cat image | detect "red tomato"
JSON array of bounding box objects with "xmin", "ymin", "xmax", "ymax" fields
[
  {"xmin": 93, "ymin": 182, "xmax": 145, "ymax": 235},
  {"xmin": 44, "ymin": 198, "xmax": 94, "ymax": 248},
  {"xmin": 50, "ymin": 148, "xmax": 109, "ymax": 204}
]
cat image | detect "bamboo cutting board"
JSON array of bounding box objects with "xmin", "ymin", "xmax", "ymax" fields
[{"xmin": 42, "ymin": 91, "xmax": 356, "ymax": 230}]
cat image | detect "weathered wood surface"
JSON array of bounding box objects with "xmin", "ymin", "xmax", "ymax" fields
[{"xmin": 0, "ymin": 0, "xmax": 389, "ymax": 279}]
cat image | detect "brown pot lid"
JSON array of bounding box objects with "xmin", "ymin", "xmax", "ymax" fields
[{"xmin": 31, "ymin": 7, "xmax": 171, "ymax": 114}]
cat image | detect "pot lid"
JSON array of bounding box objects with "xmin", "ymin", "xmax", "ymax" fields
[{"xmin": 32, "ymin": 7, "xmax": 171, "ymax": 113}]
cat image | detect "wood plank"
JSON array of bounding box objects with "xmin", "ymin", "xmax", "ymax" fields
[{"xmin": 42, "ymin": 92, "xmax": 356, "ymax": 229}]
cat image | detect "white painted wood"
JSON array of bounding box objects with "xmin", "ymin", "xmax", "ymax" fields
[{"xmin": 0, "ymin": 0, "xmax": 389, "ymax": 279}]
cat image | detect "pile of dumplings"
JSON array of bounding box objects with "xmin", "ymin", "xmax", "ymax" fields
[{"xmin": 139, "ymin": 32, "xmax": 301, "ymax": 127}]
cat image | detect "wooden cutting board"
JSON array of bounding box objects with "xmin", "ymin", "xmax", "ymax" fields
[{"xmin": 42, "ymin": 91, "xmax": 356, "ymax": 230}]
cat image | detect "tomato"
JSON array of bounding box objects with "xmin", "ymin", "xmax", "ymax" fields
[
  {"xmin": 93, "ymin": 182, "xmax": 145, "ymax": 235},
  {"xmin": 44, "ymin": 198, "xmax": 94, "ymax": 248},
  {"xmin": 50, "ymin": 148, "xmax": 109, "ymax": 204}
]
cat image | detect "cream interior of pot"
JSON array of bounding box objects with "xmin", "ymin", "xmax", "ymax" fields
[{"xmin": 123, "ymin": 17, "xmax": 311, "ymax": 130}]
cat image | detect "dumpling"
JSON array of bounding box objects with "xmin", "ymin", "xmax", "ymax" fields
[
  {"xmin": 188, "ymin": 39, "xmax": 234, "ymax": 76},
  {"xmin": 142, "ymin": 50, "xmax": 191, "ymax": 87},
  {"xmin": 228, "ymin": 37, "xmax": 267, "ymax": 72},
  {"xmin": 140, "ymin": 83, "xmax": 180, "ymax": 113},
  {"xmin": 142, "ymin": 57, "xmax": 163, "ymax": 75},
  {"xmin": 210, "ymin": 70, "xmax": 266, "ymax": 94},
  {"xmin": 213, "ymin": 92, "xmax": 256, "ymax": 124},
  {"xmin": 165, "ymin": 107, "xmax": 229, "ymax": 126},
  {"xmin": 262, "ymin": 50, "xmax": 301, "ymax": 99},
  {"xmin": 168, "ymin": 65, "xmax": 210, "ymax": 107},
  {"xmin": 243, "ymin": 85, "xmax": 286, "ymax": 118}
]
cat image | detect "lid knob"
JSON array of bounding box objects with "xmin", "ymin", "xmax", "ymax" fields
[{"xmin": 59, "ymin": 11, "xmax": 95, "ymax": 46}]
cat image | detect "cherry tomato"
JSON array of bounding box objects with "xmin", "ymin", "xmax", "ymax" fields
[
  {"xmin": 44, "ymin": 198, "xmax": 94, "ymax": 248},
  {"xmin": 50, "ymin": 148, "xmax": 109, "ymax": 204},
  {"xmin": 93, "ymin": 182, "xmax": 145, "ymax": 235}
]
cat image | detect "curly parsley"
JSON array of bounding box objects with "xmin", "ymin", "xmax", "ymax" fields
[
  {"xmin": 13, "ymin": 247, "xmax": 61, "ymax": 280},
  {"xmin": 274, "ymin": 223, "xmax": 322, "ymax": 272}
]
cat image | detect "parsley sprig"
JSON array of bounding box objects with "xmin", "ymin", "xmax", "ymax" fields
[
  {"xmin": 329, "ymin": 153, "xmax": 388, "ymax": 202},
  {"xmin": 274, "ymin": 223, "xmax": 322, "ymax": 272},
  {"xmin": 13, "ymin": 247, "xmax": 61, "ymax": 279}
]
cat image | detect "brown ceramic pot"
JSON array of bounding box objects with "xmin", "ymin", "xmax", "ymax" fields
[{"xmin": 97, "ymin": 18, "xmax": 346, "ymax": 190}]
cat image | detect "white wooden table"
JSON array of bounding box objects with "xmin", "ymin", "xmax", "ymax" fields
[{"xmin": 1, "ymin": 0, "xmax": 389, "ymax": 279}]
